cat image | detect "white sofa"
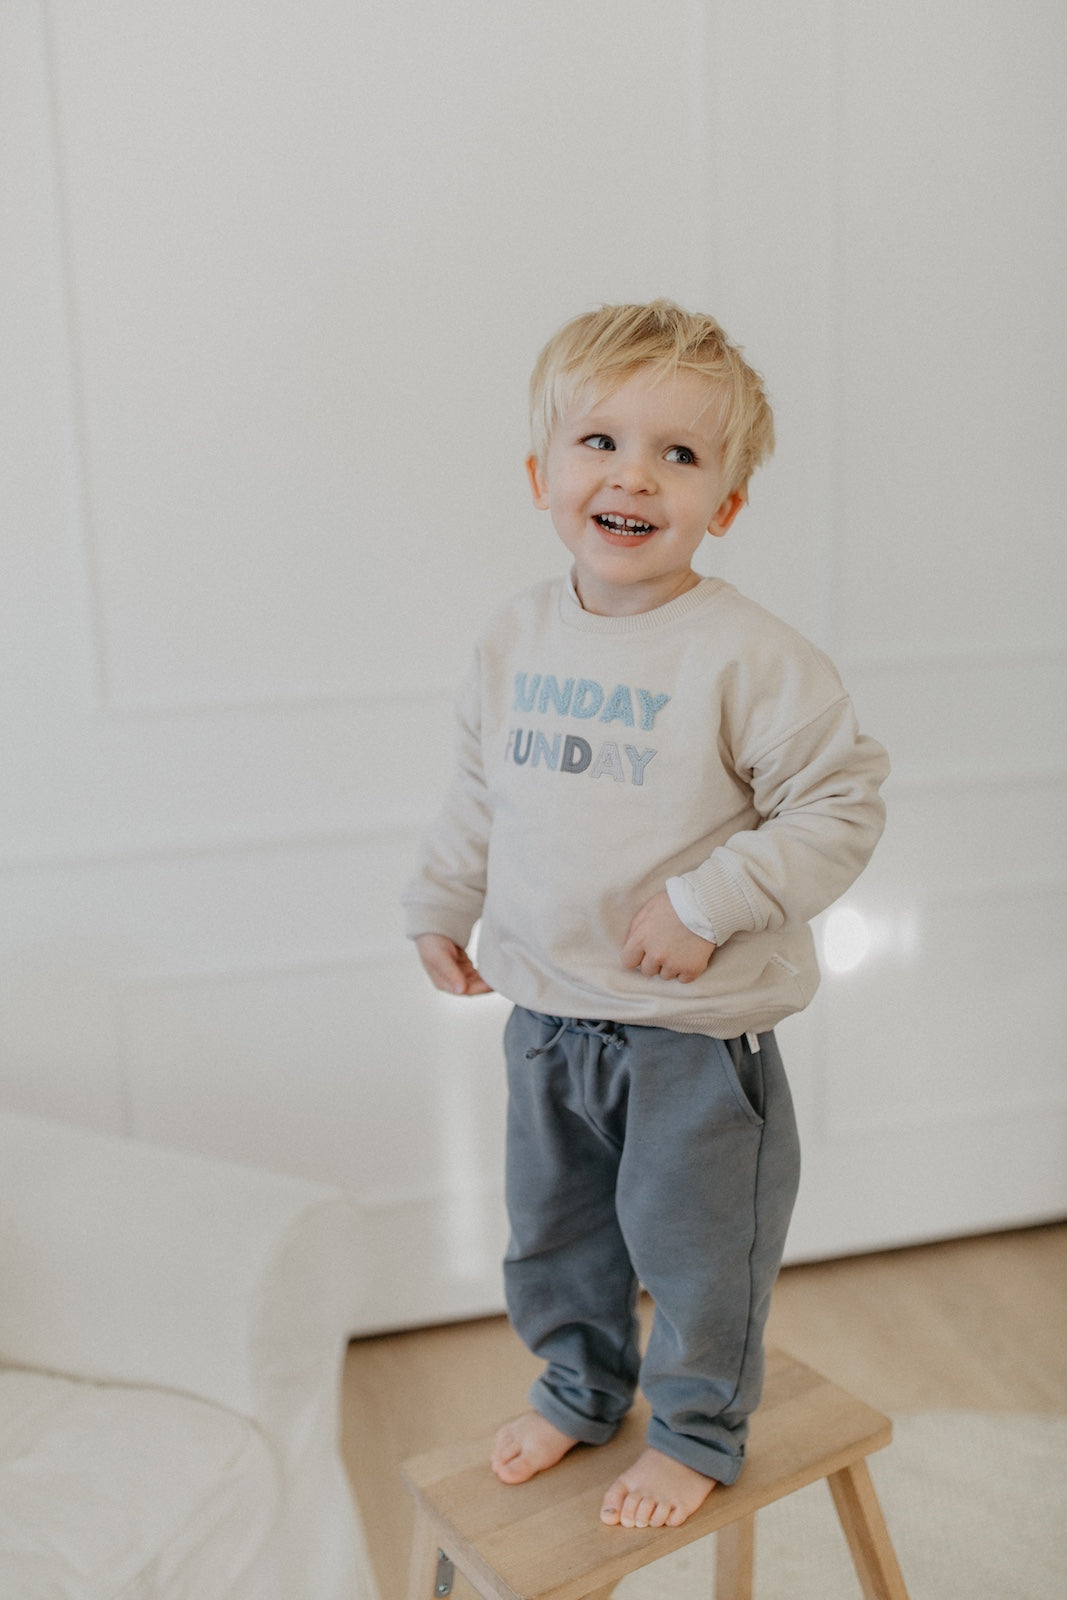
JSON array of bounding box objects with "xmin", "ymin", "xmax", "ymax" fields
[{"xmin": 0, "ymin": 1111, "xmax": 380, "ymax": 1600}]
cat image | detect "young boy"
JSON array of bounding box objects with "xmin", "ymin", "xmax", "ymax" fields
[{"xmin": 402, "ymin": 300, "xmax": 889, "ymax": 1531}]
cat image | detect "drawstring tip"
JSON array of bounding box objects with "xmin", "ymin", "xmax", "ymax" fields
[{"xmin": 524, "ymin": 1019, "xmax": 625, "ymax": 1061}]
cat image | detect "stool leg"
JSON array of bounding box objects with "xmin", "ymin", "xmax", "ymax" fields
[
  {"xmin": 407, "ymin": 1507, "xmax": 448, "ymax": 1600},
  {"xmin": 828, "ymin": 1460, "xmax": 910, "ymax": 1600},
  {"xmin": 715, "ymin": 1513, "xmax": 755, "ymax": 1600}
]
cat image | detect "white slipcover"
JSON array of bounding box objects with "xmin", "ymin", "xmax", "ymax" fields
[{"xmin": 0, "ymin": 1111, "xmax": 380, "ymax": 1600}]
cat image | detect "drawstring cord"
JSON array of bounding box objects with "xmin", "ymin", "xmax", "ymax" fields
[{"xmin": 525, "ymin": 1018, "xmax": 626, "ymax": 1060}]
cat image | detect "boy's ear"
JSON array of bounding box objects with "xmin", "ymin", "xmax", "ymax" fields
[
  {"xmin": 707, "ymin": 489, "xmax": 746, "ymax": 539},
  {"xmin": 526, "ymin": 454, "xmax": 550, "ymax": 510}
]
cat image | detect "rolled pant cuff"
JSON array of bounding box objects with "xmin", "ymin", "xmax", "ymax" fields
[
  {"xmin": 646, "ymin": 1415, "xmax": 745, "ymax": 1486},
  {"xmin": 529, "ymin": 1376, "xmax": 623, "ymax": 1448}
]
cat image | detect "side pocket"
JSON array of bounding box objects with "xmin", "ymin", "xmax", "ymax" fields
[{"xmin": 718, "ymin": 1037, "xmax": 765, "ymax": 1127}]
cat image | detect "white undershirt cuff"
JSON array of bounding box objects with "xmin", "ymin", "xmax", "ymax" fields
[{"xmin": 666, "ymin": 876, "xmax": 719, "ymax": 945}]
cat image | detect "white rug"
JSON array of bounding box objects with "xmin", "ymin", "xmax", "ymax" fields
[{"xmin": 614, "ymin": 1412, "xmax": 1066, "ymax": 1600}]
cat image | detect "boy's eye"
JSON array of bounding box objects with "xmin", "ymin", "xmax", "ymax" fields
[
  {"xmin": 665, "ymin": 445, "xmax": 697, "ymax": 464},
  {"xmin": 582, "ymin": 434, "xmax": 615, "ymax": 451}
]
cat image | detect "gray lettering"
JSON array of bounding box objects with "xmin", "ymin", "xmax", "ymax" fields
[
  {"xmin": 590, "ymin": 742, "xmax": 626, "ymax": 782},
  {"xmin": 531, "ymin": 731, "xmax": 561, "ymax": 770},
  {"xmin": 561, "ymin": 734, "xmax": 592, "ymax": 774},
  {"xmin": 624, "ymin": 746, "xmax": 657, "ymax": 786}
]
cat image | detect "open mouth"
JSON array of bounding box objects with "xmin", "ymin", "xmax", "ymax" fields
[{"xmin": 594, "ymin": 513, "xmax": 656, "ymax": 537}]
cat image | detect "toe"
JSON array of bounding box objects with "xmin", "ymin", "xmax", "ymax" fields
[
  {"xmin": 633, "ymin": 1494, "xmax": 658, "ymax": 1529},
  {"xmin": 648, "ymin": 1499, "xmax": 674, "ymax": 1528},
  {"xmin": 620, "ymin": 1491, "xmax": 645, "ymax": 1529},
  {"xmin": 599, "ymin": 1481, "xmax": 625, "ymax": 1525},
  {"xmin": 491, "ymin": 1430, "xmax": 530, "ymax": 1483}
]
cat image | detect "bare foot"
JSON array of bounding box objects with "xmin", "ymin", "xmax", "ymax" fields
[
  {"xmin": 600, "ymin": 1447, "xmax": 716, "ymax": 1529},
  {"xmin": 491, "ymin": 1412, "xmax": 580, "ymax": 1485}
]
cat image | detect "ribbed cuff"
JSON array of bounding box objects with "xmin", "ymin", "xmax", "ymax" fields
[
  {"xmin": 685, "ymin": 859, "xmax": 758, "ymax": 946},
  {"xmin": 666, "ymin": 876, "xmax": 719, "ymax": 944}
]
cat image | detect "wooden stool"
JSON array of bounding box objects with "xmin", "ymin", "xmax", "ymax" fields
[{"xmin": 402, "ymin": 1347, "xmax": 910, "ymax": 1600}]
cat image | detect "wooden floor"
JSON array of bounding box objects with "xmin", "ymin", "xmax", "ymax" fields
[{"xmin": 341, "ymin": 1222, "xmax": 1067, "ymax": 1600}]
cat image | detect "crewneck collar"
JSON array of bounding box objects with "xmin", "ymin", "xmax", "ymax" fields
[{"xmin": 560, "ymin": 569, "xmax": 726, "ymax": 633}]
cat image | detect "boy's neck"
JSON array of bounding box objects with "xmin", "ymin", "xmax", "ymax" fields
[{"xmin": 571, "ymin": 565, "xmax": 704, "ymax": 617}]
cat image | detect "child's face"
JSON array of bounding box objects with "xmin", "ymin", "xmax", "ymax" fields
[{"xmin": 526, "ymin": 367, "xmax": 745, "ymax": 616}]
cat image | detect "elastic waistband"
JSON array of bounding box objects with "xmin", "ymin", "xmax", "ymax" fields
[
  {"xmin": 519, "ymin": 1008, "xmax": 764, "ymax": 1062},
  {"xmin": 523, "ymin": 1012, "xmax": 626, "ymax": 1061}
]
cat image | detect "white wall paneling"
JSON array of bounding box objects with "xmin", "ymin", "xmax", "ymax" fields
[
  {"xmin": 695, "ymin": 0, "xmax": 1067, "ymax": 1266},
  {"xmin": 37, "ymin": 0, "xmax": 721, "ymax": 711},
  {"xmin": 2, "ymin": 1, "xmax": 1064, "ymax": 1330}
]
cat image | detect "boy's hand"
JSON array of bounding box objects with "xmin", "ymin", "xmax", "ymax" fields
[
  {"xmin": 621, "ymin": 891, "xmax": 716, "ymax": 984},
  {"xmin": 415, "ymin": 933, "xmax": 493, "ymax": 997}
]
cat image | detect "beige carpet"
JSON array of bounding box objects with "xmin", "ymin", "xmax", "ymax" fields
[{"xmin": 614, "ymin": 1412, "xmax": 1066, "ymax": 1600}]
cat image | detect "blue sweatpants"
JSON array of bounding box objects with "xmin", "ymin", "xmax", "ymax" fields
[{"xmin": 502, "ymin": 1007, "xmax": 801, "ymax": 1485}]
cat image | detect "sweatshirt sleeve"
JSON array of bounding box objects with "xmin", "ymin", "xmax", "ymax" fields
[
  {"xmin": 680, "ymin": 689, "xmax": 890, "ymax": 947},
  {"xmin": 401, "ymin": 658, "xmax": 492, "ymax": 947}
]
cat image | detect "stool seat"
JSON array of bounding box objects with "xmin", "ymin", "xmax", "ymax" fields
[{"xmin": 402, "ymin": 1346, "xmax": 910, "ymax": 1600}]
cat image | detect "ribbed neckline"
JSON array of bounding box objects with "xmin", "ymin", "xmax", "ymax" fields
[{"xmin": 558, "ymin": 571, "xmax": 727, "ymax": 634}]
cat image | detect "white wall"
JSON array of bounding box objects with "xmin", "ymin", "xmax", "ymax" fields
[{"xmin": 2, "ymin": 0, "xmax": 1064, "ymax": 1330}]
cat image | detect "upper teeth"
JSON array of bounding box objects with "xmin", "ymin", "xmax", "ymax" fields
[{"xmin": 598, "ymin": 513, "xmax": 652, "ymax": 534}]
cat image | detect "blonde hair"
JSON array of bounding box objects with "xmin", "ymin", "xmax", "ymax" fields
[{"xmin": 529, "ymin": 299, "xmax": 775, "ymax": 496}]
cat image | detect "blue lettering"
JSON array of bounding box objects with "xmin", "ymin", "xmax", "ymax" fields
[
  {"xmin": 572, "ymin": 679, "xmax": 604, "ymax": 719},
  {"xmin": 599, "ymin": 684, "xmax": 635, "ymax": 727},
  {"xmin": 537, "ymin": 675, "xmax": 574, "ymax": 716},
  {"xmin": 513, "ymin": 674, "xmax": 541, "ymax": 713},
  {"xmin": 636, "ymin": 690, "xmax": 670, "ymax": 731}
]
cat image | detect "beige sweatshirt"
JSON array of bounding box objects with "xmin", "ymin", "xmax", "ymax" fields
[{"xmin": 403, "ymin": 575, "xmax": 889, "ymax": 1037}]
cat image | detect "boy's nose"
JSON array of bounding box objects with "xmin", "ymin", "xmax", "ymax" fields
[{"xmin": 610, "ymin": 453, "xmax": 656, "ymax": 493}]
